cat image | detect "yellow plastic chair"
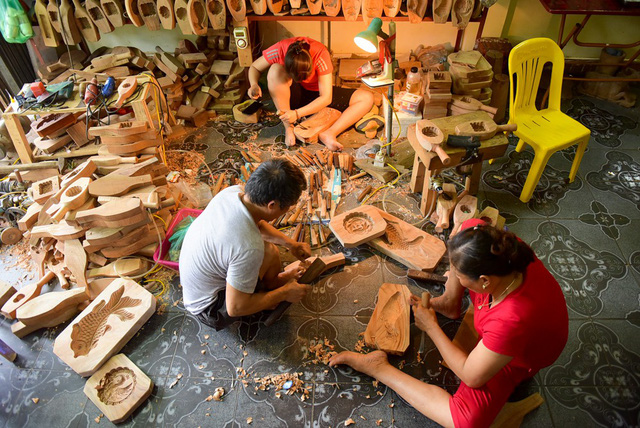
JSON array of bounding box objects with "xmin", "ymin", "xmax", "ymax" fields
[{"xmin": 508, "ymin": 38, "xmax": 591, "ymax": 203}]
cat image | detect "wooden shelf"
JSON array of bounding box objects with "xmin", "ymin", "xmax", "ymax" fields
[{"xmin": 245, "ymin": 14, "xmax": 483, "ymax": 23}]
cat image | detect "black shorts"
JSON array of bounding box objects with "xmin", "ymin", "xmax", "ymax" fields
[
  {"xmin": 290, "ymin": 82, "xmax": 355, "ymax": 113},
  {"xmin": 194, "ymin": 281, "xmax": 269, "ymax": 331}
]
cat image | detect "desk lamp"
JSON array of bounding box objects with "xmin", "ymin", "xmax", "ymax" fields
[{"xmin": 355, "ymin": 17, "xmax": 396, "ymax": 157}]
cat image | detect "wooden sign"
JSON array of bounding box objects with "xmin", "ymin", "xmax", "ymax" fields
[
  {"xmin": 53, "ymin": 279, "xmax": 156, "ymax": 376},
  {"xmin": 85, "ymin": 354, "xmax": 153, "ymax": 423},
  {"xmin": 364, "ymin": 283, "xmax": 411, "ymax": 355},
  {"xmin": 206, "ymin": 0, "xmax": 227, "ymax": 27},
  {"xmin": 368, "ymin": 208, "xmax": 446, "ymax": 272},
  {"xmin": 329, "ymin": 204, "xmax": 387, "ymax": 248}
]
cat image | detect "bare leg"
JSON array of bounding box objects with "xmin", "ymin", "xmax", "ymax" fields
[
  {"xmin": 431, "ymin": 271, "xmax": 465, "ymax": 319},
  {"xmin": 329, "ymin": 351, "xmax": 455, "ymax": 428},
  {"xmin": 267, "ymin": 64, "xmax": 296, "ymax": 147},
  {"xmin": 319, "ymin": 89, "xmax": 375, "ymax": 151}
]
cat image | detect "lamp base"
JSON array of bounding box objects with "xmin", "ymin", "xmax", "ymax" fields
[{"xmin": 362, "ymin": 59, "xmax": 394, "ymax": 88}]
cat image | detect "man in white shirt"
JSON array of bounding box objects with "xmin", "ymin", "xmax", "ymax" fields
[{"xmin": 180, "ymin": 158, "xmax": 312, "ymax": 330}]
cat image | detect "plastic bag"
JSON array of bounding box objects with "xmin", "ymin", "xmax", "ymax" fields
[
  {"xmin": 167, "ymin": 215, "xmax": 197, "ymax": 261},
  {"xmin": 0, "ymin": 0, "xmax": 33, "ymax": 43}
]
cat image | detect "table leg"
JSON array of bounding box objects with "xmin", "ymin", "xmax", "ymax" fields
[
  {"xmin": 419, "ymin": 169, "xmax": 438, "ymax": 217},
  {"xmin": 410, "ymin": 156, "xmax": 426, "ymax": 193},
  {"xmin": 467, "ymin": 162, "xmax": 483, "ymax": 195},
  {"xmin": 3, "ymin": 113, "xmax": 34, "ymax": 164}
]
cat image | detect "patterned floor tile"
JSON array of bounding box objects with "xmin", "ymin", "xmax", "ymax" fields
[
  {"xmin": 0, "ymin": 367, "xmax": 29, "ymax": 427},
  {"xmin": 5, "ymin": 369, "xmax": 87, "ymax": 428},
  {"xmin": 314, "ymin": 382, "xmax": 393, "ymax": 428},
  {"xmin": 586, "ymin": 150, "xmax": 640, "ymax": 219},
  {"xmin": 119, "ymin": 311, "xmax": 185, "ymax": 377},
  {"xmin": 595, "ymin": 271, "xmax": 640, "ymax": 319},
  {"xmin": 530, "ymin": 220, "xmax": 627, "ymax": 318},
  {"xmin": 0, "ymin": 320, "xmax": 45, "ymax": 370}
]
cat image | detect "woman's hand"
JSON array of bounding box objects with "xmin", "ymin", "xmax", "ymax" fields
[
  {"xmin": 410, "ymin": 294, "xmax": 439, "ymax": 334},
  {"xmin": 248, "ymin": 84, "xmax": 262, "ymax": 100},
  {"xmin": 290, "ymin": 241, "xmax": 311, "ymax": 261},
  {"xmin": 279, "ymin": 109, "xmax": 298, "ymax": 125}
]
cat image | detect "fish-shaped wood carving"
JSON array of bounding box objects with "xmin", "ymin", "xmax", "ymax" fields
[{"xmin": 70, "ymin": 286, "xmax": 141, "ymax": 358}]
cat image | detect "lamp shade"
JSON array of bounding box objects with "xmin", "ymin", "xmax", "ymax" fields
[{"xmin": 354, "ymin": 17, "xmax": 383, "ymax": 53}]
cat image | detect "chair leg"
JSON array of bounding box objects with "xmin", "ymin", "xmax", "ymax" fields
[
  {"xmin": 514, "ymin": 138, "xmax": 525, "ymax": 153},
  {"xmin": 568, "ymin": 136, "xmax": 589, "ymax": 183},
  {"xmin": 520, "ymin": 150, "xmax": 553, "ymax": 203}
]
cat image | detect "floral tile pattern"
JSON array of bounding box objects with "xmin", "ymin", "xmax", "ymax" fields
[{"xmin": 1, "ymin": 92, "xmax": 639, "ymax": 428}]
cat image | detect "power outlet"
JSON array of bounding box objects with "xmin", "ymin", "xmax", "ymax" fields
[{"xmin": 233, "ymin": 27, "xmax": 249, "ymax": 50}]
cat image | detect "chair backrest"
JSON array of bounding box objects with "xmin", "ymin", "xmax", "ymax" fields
[{"xmin": 508, "ymin": 38, "xmax": 565, "ymax": 120}]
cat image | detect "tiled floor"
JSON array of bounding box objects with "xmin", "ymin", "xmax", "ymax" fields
[{"xmin": 1, "ymin": 93, "xmax": 639, "ymax": 427}]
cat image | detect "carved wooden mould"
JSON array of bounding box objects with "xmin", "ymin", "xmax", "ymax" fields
[
  {"xmin": 31, "ymin": 176, "xmax": 61, "ymax": 204},
  {"xmin": 407, "ymin": 0, "xmax": 427, "ymax": 23},
  {"xmin": 226, "ymin": 0, "xmax": 246, "ymax": 21},
  {"xmin": 451, "ymin": 194, "xmax": 478, "ymax": 236},
  {"xmin": 432, "ymin": 0, "xmax": 452, "ymax": 23},
  {"xmin": 72, "ymin": 0, "xmax": 101, "ymax": 43},
  {"xmin": 85, "ymin": 0, "xmax": 115, "ymax": 33},
  {"xmin": 266, "ymin": 0, "xmax": 283, "ymax": 13},
  {"xmin": 157, "ymin": 0, "xmax": 176, "ymax": 29},
  {"xmin": 322, "ymin": 0, "xmax": 340, "ymax": 16},
  {"xmin": 101, "ymin": 0, "xmax": 126, "ymax": 27},
  {"xmin": 364, "ymin": 283, "xmax": 411, "ymax": 355},
  {"xmin": 451, "ymin": 0, "xmax": 473, "ymax": 29},
  {"xmin": 361, "ymin": 0, "xmax": 382, "ymax": 24},
  {"xmin": 35, "ymin": 0, "xmax": 61, "ymax": 47},
  {"xmin": 329, "ymin": 204, "xmax": 387, "ymax": 248},
  {"xmin": 368, "ymin": 207, "xmax": 446, "ymax": 272},
  {"xmin": 53, "ymin": 279, "xmax": 156, "ymax": 376},
  {"xmin": 382, "ymin": 0, "xmax": 399, "ymax": 17},
  {"xmin": 125, "ymin": 0, "xmax": 145, "ymax": 26},
  {"xmin": 207, "ymin": 0, "xmax": 227, "ymax": 28},
  {"xmin": 174, "ymin": 0, "xmax": 192, "ymax": 32},
  {"xmin": 84, "ymin": 354, "xmax": 153, "ymax": 423},
  {"xmin": 138, "ymin": 0, "xmax": 162, "ymax": 30},
  {"xmin": 0, "ymin": 280, "xmax": 17, "ymax": 308},
  {"xmin": 187, "ymin": 0, "xmax": 208, "ymax": 35},
  {"xmin": 293, "ymin": 107, "xmax": 341, "ymax": 144},
  {"xmin": 342, "ymin": 0, "xmax": 362, "ymax": 20}
]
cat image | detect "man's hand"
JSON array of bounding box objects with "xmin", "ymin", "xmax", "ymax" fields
[
  {"xmin": 410, "ymin": 294, "xmax": 439, "ymax": 334},
  {"xmin": 279, "ymin": 109, "xmax": 297, "ymax": 125},
  {"xmin": 282, "ymin": 280, "xmax": 311, "ymax": 303},
  {"xmin": 290, "ymin": 241, "xmax": 311, "ymax": 261},
  {"xmin": 248, "ymin": 84, "xmax": 262, "ymax": 100}
]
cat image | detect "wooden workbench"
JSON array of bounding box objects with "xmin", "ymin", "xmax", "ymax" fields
[
  {"xmin": 2, "ymin": 74, "xmax": 163, "ymax": 164},
  {"xmin": 407, "ymin": 111, "xmax": 509, "ymax": 216}
]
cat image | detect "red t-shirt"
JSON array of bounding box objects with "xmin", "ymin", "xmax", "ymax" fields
[
  {"xmin": 449, "ymin": 257, "xmax": 569, "ymax": 427},
  {"xmin": 262, "ymin": 37, "xmax": 333, "ymax": 91}
]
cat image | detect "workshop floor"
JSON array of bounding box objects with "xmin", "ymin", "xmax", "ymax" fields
[{"xmin": 1, "ymin": 93, "xmax": 639, "ymax": 428}]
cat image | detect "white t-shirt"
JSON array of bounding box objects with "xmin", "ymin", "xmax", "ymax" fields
[{"xmin": 179, "ymin": 186, "xmax": 265, "ymax": 314}]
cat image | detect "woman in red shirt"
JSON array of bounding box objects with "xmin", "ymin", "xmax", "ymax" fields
[
  {"xmin": 248, "ymin": 37, "xmax": 375, "ymax": 151},
  {"xmin": 329, "ymin": 220, "xmax": 569, "ymax": 427}
]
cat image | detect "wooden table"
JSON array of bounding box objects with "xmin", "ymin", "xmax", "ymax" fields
[
  {"xmin": 2, "ymin": 74, "xmax": 159, "ymax": 164},
  {"xmin": 407, "ymin": 111, "xmax": 509, "ymax": 216}
]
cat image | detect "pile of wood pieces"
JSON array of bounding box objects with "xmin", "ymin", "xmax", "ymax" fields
[
  {"xmin": 448, "ymin": 50, "xmax": 494, "ymax": 104},
  {"xmin": 31, "ymin": 112, "xmax": 95, "ymax": 155},
  {"xmin": 4, "ymin": 156, "xmax": 174, "ymax": 339},
  {"xmin": 88, "ymin": 120, "xmax": 162, "ymax": 156},
  {"xmin": 39, "ymin": 34, "xmax": 246, "ymax": 119},
  {"xmin": 423, "ymin": 71, "xmax": 452, "ymax": 119},
  {"xmin": 428, "ymin": 192, "xmax": 506, "ymax": 234}
]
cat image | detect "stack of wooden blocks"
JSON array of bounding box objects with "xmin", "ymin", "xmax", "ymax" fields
[
  {"xmin": 32, "ymin": 113, "xmax": 95, "ymax": 154},
  {"xmin": 423, "ymin": 71, "xmax": 452, "ymax": 120},
  {"xmin": 88, "ymin": 120, "xmax": 163, "ymax": 156},
  {"xmin": 448, "ymin": 50, "xmax": 494, "ymax": 105}
]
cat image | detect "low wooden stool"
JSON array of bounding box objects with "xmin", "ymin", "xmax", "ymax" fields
[{"xmin": 407, "ymin": 111, "xmax": 509, "ymax": 216}]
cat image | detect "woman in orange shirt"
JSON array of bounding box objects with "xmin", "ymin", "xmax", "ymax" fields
[{"xmin": 248, "ymin": 37, "xmax": 375, "ymax": 151}]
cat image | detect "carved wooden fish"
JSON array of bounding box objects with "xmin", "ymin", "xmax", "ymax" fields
[{"xmin": 70, "ymin": 286, "xmax": 141, "ymax": 358}]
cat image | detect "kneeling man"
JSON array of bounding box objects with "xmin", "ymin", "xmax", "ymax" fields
[{"xmin": 180, "ymin": 158, "xmax": 312, "ymax": 330}]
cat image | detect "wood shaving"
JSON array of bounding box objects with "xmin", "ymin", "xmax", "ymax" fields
[
  {"xmin": 201, "ymin": 350, "xmax": 206, "ymax": 355},
  {"xmin": 359, "ymin": 415, "xmax": 366, "ymax": 420},
  {"xmin": 94, "ymin": 413, "xmax": 103, "ymax": 423},
  {"xmin": 376, "ymin": 419, "xmax": 383, "ymax": 426},
  {"xmin": 304, "ymin": 337, "xmax": 338, "ymax": 365},
  {"xmin": 204, "ymin": 334, "xmax": 210, "ymax": 339},
  {"xmin": 345, "ymin": 418, "xmax": 355, "ymax": 426},
  {"xmin": 31, "ymin": 397, "xmax": 39, "ymax": 404},
  {"xmin": 251, "ymin": 372, "xmax": 310, "ymax": 401},
  {"xmin": 213, "ymin": 387, "xmax": 225, "ymax": 401},
  {"xmin": 399, "ymin": 360, "xmax": 406, "ymax": 370},
  {"xmin": 247, "ymin": 417, "xmax": 253, "ymax": 424},
  {"xmin": 168, "ymin": 373, "xmax": 183, "ymax": 388}
]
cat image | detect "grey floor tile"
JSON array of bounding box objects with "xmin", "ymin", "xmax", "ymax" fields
[
  {"xmin": 0, "ymin": 320, "xmax": 44, "ymax": 370},
  {"xmin": 234, "ymin": 379, "xmax": 312, "ymax": 427},
  {"xmin": 611, "ymin": 219, "xmax": 640, "ymax": 263},
  {"xmin": 0, "ymin": 367, "xmax": 29, "ymax": 428},
  {"xmin": 595, "ymin": 271, "xmax": 640, "ymax": 319},
  {"xmin": 588, "ymin": 320, "xmax": 640, "ymax": 378},
  {"xmin": 314, "ymin": 382, "xmax": 393, "ymax": 428}
]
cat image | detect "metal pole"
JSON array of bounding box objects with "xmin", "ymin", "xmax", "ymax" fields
[{"xmin": 387, "ymin": 21, "xmax": 396, "ymax": 156}]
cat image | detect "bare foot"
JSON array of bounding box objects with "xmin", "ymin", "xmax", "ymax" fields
[
  {"xmin": 329, "ymin": 350, "xmax": 389, "ymax": 377},
  {"xmin": 277, "ymin": 263, "xmax": 305, "ymax": 284},
  {"xmin": 285, "ymin": 125, "xmax": 297, "ymax": 147},
  {"xmin": 430, "ymin": 294, "xmax": 462, "ymax": 320},
  {"xmin": 319, "ymin": 131, "xmax": 343, "ymax": 151}
]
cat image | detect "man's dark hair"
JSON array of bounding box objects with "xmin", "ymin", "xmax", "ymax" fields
[{"xmin": 245, "ymin": 158, "xmax": 307, "ymax": 208}]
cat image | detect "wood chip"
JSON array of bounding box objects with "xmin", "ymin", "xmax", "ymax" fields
[
  {"xmin": 32, "ymin": 397, "xmax": 39, "ymax": 404},
  {"xmin": 169, "ymin": 373, "xmax": 183, "ymax": 388},
  {"xmin": 247, "ymin": 417, "xmax": 253, "ymax": 424},
  {"xmin": 213, "ymin": 387, "xmax": 225, "ymax": 401},
  {"xmin": 376, "ymin": 419, "xmax": 383, "ymax": 426},
  {"xmin": 204, "ymin": 334, "xmax": 210, "ymax": 339},
  {"xmin": 345, "ymin": 418, "xmax": 356, "ymax": 426}
]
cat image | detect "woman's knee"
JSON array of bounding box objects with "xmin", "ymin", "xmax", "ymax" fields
[
  {"xmin": 267, "ymin": 64, "xmax": 290, "ymax": 87},
  {"xmin": 351, "ymin": 89, "xmax": 375, "ymax": 107}
]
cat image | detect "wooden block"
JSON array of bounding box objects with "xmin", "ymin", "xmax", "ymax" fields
[
  {"xmin": 88, "ymin": 174, "xmax": 153, "ymax": 197},
  {"xmin": 88, "ymin": 121, "xmax": 149, "ymax": 137},
  {"xmin": 328, "ymin": 204, "xmax": 387, "ymax": 248},
  {"xmin": 368, "ymin": 208, "xmax": 447, "ymax": 272},
  {"xmin": 74, "ymin": 198, "xmax": 146, "ymax": 227},
  {"xmin": 100, "ymin": 230, "xmax": 161, "ymax": 258},
  {"xmin": 364, "ymin": 283, "xmax": 411, "ymax": 355},
  {"xmin": 53, "ymin": 279, "xmax": 156, "ymax": 376},
  {"xmin": 178, "ymin": 52, "xmax": 207, "ymax": 66},
  {"xmin": 209, "ymin": 60, "xmax": 234, "ymax": 75},
  {"xmin": 33, "ymin": 134, "xmax": 72, "ymax": 154},
  {"xmin": 99, "ymin": 130, "xmax": 159, "ymax": 144},
  {"xmin": 191, "ymin": 91, "xmax": 212, "ymax": 109},
  {"xmin": 31, "ymin": 176, "xmax": 61, "ymax": 204},
  {"xmin": 1, "ymin": 271, "xmax": 56, "ymax": 319},
  {"xmin": 0, "ymin": 280, "xmax": 17, "ymax": 309},
  {"xmin": 66, "ymin": 121, "xmax": 93, "ymax": 147},
  {"xmin": 293, "ymin": 107, "xmax": 341, "ymax": 144},
  {"xmin": 477, "ymin": 206, "xmax": 500, "ymax": 228},
  {"xmin": 17, "ymin": 287, "xmax": 88, "ymax": 326},
  {"xmin": 47, "ymin": 177, "xmax": 92, "ymax": 222},
  {"xmin": 30, "ymin": 221, "xmax": 86, "ymax": 240},
  {"xmin": 17, "ymin": 202, "xmax": 43, "ymax": 232},
  {"xmin": 65, "ymin": 238, "xmax": 89, "ymax": 288},
  {"xmin": 104, "ymin": 139, "xmax": 162, "ymax": 155},
  {"xmin": 84, "ymin": 354, "xmax": 153, "ymax": 423},
  {"xmin": 87, "ymin": 259, "xmax": 147, "ymax": 278}
]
